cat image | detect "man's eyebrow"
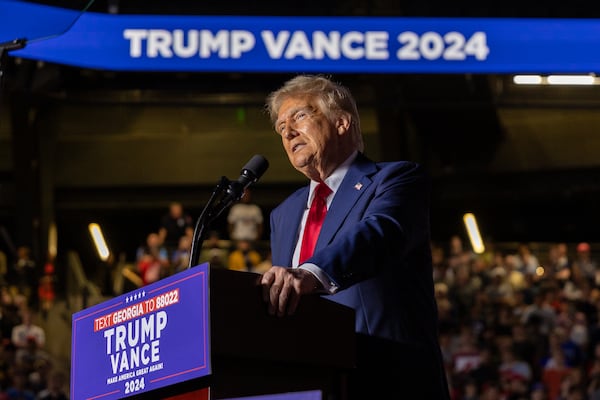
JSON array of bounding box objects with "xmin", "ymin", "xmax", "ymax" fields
[{"xmin": 276, "ymin": 106, "xmax": 305, "ymax": 125}]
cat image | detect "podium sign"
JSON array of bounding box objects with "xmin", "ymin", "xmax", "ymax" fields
[{"xmin": 71, "ymin": 263, "xmax": 211, "ymax": 400}]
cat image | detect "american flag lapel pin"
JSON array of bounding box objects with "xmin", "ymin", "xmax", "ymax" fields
[{"xmin": 354, "ymin": 182, "xmax": 363, "ymax": 191}]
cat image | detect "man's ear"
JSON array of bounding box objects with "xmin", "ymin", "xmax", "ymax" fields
[{"xmin": 336, "ymin": 113, "xmax": 352, "ymax": 135}]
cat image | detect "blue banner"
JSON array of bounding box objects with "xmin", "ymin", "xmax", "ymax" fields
[
  {"xmin": 4, "ymin": 1, "xmax": 600, "ymax": 73},
  {"xmin": 0, "ymin": 0, "xmax": 81, "ymax": 44},
  {"xmin": 71, "ymin": 263, "xmax": 211, "ymax": 400}
]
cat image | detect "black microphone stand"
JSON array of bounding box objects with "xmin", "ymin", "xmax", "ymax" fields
[
  {"xmin": 187, "ymin": 176, "xmax": 234, "ymax": 269},
  {"xmin": 187, "ymin": 154, "xmax": 268, "ymax": 269}
]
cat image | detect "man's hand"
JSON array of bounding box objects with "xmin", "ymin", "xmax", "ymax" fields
[{"xmin": 260, "ymin": 266, "xmax": 323, "ymax": 317}]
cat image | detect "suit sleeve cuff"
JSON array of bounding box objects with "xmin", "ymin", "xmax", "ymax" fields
[{"xmin": 298, "ymin": 263, "xmax": 339, "ymax": 294}]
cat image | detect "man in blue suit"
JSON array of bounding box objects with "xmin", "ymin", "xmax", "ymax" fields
[{"xmin": 261, "ymin": 75, "xmax": 450, "ymax": 399}]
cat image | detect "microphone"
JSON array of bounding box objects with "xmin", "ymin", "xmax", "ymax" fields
[
  {"xmin": 188, "ymin": 154, "xmax": 269, "ymax": 269},
  {"xmin": 220, "ymin": 154, "xmax": 269, "ymax": 208}
]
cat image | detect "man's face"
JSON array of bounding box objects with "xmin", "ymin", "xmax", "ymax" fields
[
  {"xmin": 170, "ymin": 204, "xmax": 182, "ymax": 218},
  {"xmin": 275, "ymin": 96, "xmax": 339, "ymax": 180}
]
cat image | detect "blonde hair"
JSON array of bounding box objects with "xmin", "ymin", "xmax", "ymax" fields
[{"xmin": 266, "ymin": 75, "xmax": 364, "ymax": 152}]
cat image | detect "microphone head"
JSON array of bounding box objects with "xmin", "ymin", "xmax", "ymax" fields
[{"xmin": 241, "ymin": 154, "xmax": 269, "ymax": 181}]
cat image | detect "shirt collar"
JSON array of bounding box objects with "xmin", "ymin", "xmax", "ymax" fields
[{"xmin": 306, "ymin": 150, "xmax": 358, "ymax": 207}]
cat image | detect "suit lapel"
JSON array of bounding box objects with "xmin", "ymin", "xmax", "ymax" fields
[
  {"xmin": 279, "ymin": 187, "xmax": 309, "ymax": 264},
  {"xmin": 315, "ymin": 154, "xmax": 377, "ymax": 251}
]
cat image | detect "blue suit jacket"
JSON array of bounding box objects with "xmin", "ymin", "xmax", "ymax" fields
[{"xmin": 270, "ymin": 153, "xmax": 449, "ymax": 397}]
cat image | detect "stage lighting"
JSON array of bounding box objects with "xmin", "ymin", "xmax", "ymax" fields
[
  {"xmin": 463, "ymin": 213, "xmax": 485, "ymax": 254},
  {"xmin": 88, "ymin": 222, "xmax": 110, "ymax": 261}
]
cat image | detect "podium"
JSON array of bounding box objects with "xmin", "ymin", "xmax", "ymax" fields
[
  {"xmin": 71, "ymin": 265, "xmax": 356, "ymax": 400},
  {"xmin": 205, "ymin": 267, "xmax": 355, "ymax": 399}
]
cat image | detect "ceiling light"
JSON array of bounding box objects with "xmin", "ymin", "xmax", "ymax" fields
[
  {"xmin": 547, "ymin": 75, "xmax": 595, "ymax": 85},
  {"xmin": 513, "ymin": 74, "xmax": 597, "ymax": 85},
  {"xmin": 513, "ymin": 75, "xmax": 542, "ymax": 85}
]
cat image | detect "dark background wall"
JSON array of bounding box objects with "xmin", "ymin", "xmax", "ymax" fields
[{"xmin": 2, "ymin": 1, "xmax": 600, "ymax": 279}]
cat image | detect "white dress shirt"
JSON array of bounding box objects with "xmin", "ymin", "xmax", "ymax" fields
[{"xmin": 292, "ymin": 151, "xmax": 358, "ymax": 293}]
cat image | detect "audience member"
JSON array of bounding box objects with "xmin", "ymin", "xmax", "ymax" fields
[
  {"xmin": 587, "ymin": 356, "xmax": 600, "ymax": 399},
  {"xmin": 0, "ymin": 250, "xmax": 7, "ymax": 287},
  {"xmin": 198, "ymin": 230, "xmax": 228, "ymax": 269},
  {"xmin": 498, "ymin": 344, "xmax": 532, "ymax": 386},
  {"xmin": 0, "ymin": 290, "xmax": 21, "ymax": 347},
  {"xmin": 435, "ymin": 282, "xmax": 455, "ymax": 330},
  {"xmin": 531, "ymin": 382, "xmax": 549, "ymax": 400},
  {"xmin": 485, "ymin": 265, "xmax": 514, "ymax": 306},
  {"xmin": 14, "ymin": 336, "xmax": 51, "ymax": 390},
  {"xmin": 521, "ymin": 286, "xmax": 558, "ymax": 337},
  {"xmin": 569, "ymin": 312, "xmax": 590, "ymax": 353},
  {"xmin": 158, "ymin": 201, "xmax": 194, "ymax": 254},
  {"xmin": 253, "ymin": 250, "xmax": 272, "ymax": 274},
  {"xmin": 573, "ymin": 242, "xmax": 597, "ymax": 283},
  {"xmin": 542, "ymin": 342, "xmax": 572, "ymax": 400},
  {"xmin": 36, "ymin": 370, "xmax": 68, "ymax": 400},
  {"xmin": 136, "ymin": 233, "xmax": 170, "ymax": 285},
  {"xmin": 516, "ymin": 243, "xmax": 540, "ymax": 277},
  {"xmin": 549, "ymin": 242, "xmax": 571, "ymax": 279},
  {"xmin": 11, "ymin": 310, "xmax": 45, "ymax": 351},
  {"xmin": 511, "ymin": 323, "xmax": 538, "ymax": 370},
  {"xmin": 227, "ymin": 239, "xmax": 261, "ymax": 272},
  {"xmin": 479, "ymin": 381, "xmax": 503, "ymax": 400},
  {"xmin": 171, "ymin": 234, "xmax": 192, "ymax": 273},
  {"xmin": 37, "ymin": 261, "xmax": 56, "ymax": 321},
  {"xmin": 447, "ymin": 235, "xmax": 474, "ymax": 271},
  {"xmin": 227, "ymin": 188, "xmax": 264, "ymax": 244},
  {"xmin": 5, "ymin": 370, "xmax": 35, "ymax": 400},
  {"xmin": 505, "ymin": 253, "xmax": 527, "ymax": 293},
  {"xmin": 432, "ymin": 243, "xmax": 452, "ymax": 284},
  {"xmin": 468, "ymin": 346, "xmax": 499, "ymax": 393},
  {"xmin": 460, "ymin": 378, "xmax": 479, "ymax": 400},
  {"xmin": 448, "ymin": 262, "xmax": 479, "ymax": 321},
  {"xmin": 9, "ymin": 246, "xmax": 36, "ymax": 302}
]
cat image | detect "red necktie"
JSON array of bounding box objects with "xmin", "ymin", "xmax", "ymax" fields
[{"xmin": 299, "ymin": 182, "xmax": 332, "ymax": 264}]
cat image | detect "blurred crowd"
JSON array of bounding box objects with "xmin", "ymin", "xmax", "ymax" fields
[
  {"xmin": 0, "ymin": 248, "xmax": 67, "ymax": 399},
  {"xmin": 2, "ymin": 189, "xmax": 600, "ymax": 399},
  {"xmin": 133, "ymin": 197, "xmax": 600, "ymax": 400},
  {"xmin": 434, "ymin": 236, "xmax": 600, "ymax": 400},
  {"xmin": 135, "ymin": 197, "xmax": 600, "ymax": 400},
  {"xmin": 134, "ymin": 192, "xmax": 271, "ymax": 287}
]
